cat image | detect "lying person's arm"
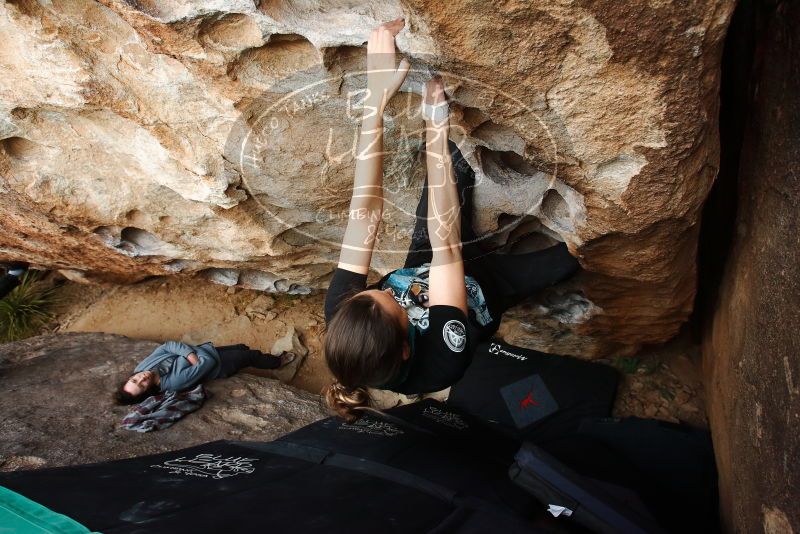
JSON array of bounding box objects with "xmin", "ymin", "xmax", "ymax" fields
[
  {"xmin": 162, "ymin": 341, "xmax": 195, "ymax": 358},
  {"xmin": 135, "ymin": 341, "xmax": 191, "ymax": 373},
  {"xmin": 159, "ymin": 341, "xmax": 201, "ymax": 365},
  {"xmin": 166, "ymin": 354, "xmax": 217, "ymax": 390}
]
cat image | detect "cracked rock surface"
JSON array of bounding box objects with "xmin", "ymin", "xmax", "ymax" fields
[{"xmin": 0, "ymin": 0, "xmax": 735, "ymax": 356}]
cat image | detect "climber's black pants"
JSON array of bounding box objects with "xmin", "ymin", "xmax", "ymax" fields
[
  {"xmin": 404, "ymin": 139, "xmax": 579, "ymax": 317},
  {"xmin": 216, "ymin": 344, "xmax": 281, "ymax": 378}
]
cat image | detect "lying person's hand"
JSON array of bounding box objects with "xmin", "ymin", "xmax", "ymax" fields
[
  {"xmin": 186, "ymin": 353, "xmax": 199, "ymax": 365},
  {"xmin": 365, "ymin": 17, "xmax": 410, "ymax": 114}
]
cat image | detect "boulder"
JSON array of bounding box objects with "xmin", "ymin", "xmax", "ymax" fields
[
  {"xmin": 0, "ymin": 0, "xmax": 735, "ymax": 356},
  {"xmin": 702, "ymin": 2, "xmax": 800, "ymax": 531},
  {"xmin": 0, "ymin": 332, "xmax": 327, "ymax": 469}
]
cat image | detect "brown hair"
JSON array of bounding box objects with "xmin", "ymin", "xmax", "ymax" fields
[
  {"xmin": 323, "ymin": 292, "xmax": 406, "ymax": 421},
  {"xmin": 323, "ymin": 382, "xmax": 371, "ymax": 423},
  {"xmin": 113, "ymin": 377, "xmax": 159, "ymax": 406}
]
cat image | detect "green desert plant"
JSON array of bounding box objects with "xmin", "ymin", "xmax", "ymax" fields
[
  {"xmin": 615, "ymin": 356, "xmax": 641, "ymax": 374},
  {"xmin": 0, "ymin": 271, "xmax": 58, "ymax": 343}
]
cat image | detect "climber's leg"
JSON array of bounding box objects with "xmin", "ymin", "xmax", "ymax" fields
[
  {"xmin": 483, "ymin": 242, "xmax": 580, "ymax": 312},
  {"xmin": 402, "ymin": 178, "xmax": 432, "ymax": 268},
  {"xmin": 403, "ymin": 139, "xmax": 482, "ymax": 268}
]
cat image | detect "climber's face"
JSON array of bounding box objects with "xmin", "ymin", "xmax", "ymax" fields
[
  {"xmin": 124, "ymin": 370, "xmax": 156, "ymax": 396},
  {"xmin": 363, "ymin": 288, "xmax": 408, "ymax": 331}
]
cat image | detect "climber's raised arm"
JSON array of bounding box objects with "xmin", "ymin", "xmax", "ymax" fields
[
  {"xmin": 336, "ymin": 18, "xmax": 410, "ymax": 275},
  {"xmin": 424, "ymin": 78, "xmax": 468, "ymax": 315}
]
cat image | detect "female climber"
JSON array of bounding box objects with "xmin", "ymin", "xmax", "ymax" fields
[
  {"xmin": 114, "ymin": 340, "xmax": 296, "ymax": 405},
  {"xmin": 323, "ymin": 18, "xmax": 579, "ymax": 421}
]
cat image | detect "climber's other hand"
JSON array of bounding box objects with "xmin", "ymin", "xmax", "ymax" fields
[{"xmin": 365, "ymin": 17, "xmax": 410, "ymax": 113}]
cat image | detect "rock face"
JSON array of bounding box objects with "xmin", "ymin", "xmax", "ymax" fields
[
  {"xmin": 0, "ymin": 0, "xmax": 734, "ymax": 356},
  {"xmin": 702, "ymin": 3, "xmax": 800, "ymax": 532},
  {"xmin": 0, "ymin": 332, "xmax": 327, "ymax": 469}
]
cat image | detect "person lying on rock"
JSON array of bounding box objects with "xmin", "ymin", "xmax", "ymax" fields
[
  {"xmin": 114, "ymin": 341, "xmax": 296, "ymax": 405},
  {"xmin": 323, "ymin": 19, "xmax": 580, "ymax": 422}
]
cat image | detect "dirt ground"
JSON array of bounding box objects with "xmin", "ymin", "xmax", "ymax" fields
[
  {"xmin": 54, "ymin": 277, "xmax": 334, "ymax": 395},
  {"xmin": 49, "ymin": 275, "xmax": 707, "ymax": 428}
]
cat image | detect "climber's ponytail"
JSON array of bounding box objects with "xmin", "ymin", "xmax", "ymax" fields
[
  {"xmin": 322, "ymin": 290, "xmax": 406, "ymax": 422},
  {"xmin": 324, "ymin": 381, "xmax": 371, "ymax": 423}
]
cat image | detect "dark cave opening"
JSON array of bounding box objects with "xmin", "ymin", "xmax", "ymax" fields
[{"xmin": 689, "ymin": 0, "xmax": 770, "ymax": 340}]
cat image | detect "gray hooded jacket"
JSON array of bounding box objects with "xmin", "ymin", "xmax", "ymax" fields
[{"xmin": 134, "ymin": 341, "xmax": 221, "ymax": 392}]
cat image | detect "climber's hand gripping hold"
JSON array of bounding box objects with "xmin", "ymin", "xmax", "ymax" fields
[{"xmin": 337, "ymin": 18, "xmax": 410, "ymax": 275}]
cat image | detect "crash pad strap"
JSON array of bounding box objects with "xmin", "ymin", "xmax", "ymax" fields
[
  {"xmin": 0, "ymin": 485, "xmax": 95, "ymax": 534},
  {"xmin": 237, "ymin": 441, "xmax": 458, "ymax": 503}
]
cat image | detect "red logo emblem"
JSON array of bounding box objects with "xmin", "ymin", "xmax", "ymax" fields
[{"xmin": 520, "ymin": 389, "xmax": 539, "ymax": 410}]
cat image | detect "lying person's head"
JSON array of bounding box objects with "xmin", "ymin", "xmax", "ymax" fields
[
  {"xmin": 323, "ymin": 288, "xmax": 409, "ymax": 421},
  {"xmin": 113, "ymin": 370, "xmax": 160, "ymax": 405}
]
